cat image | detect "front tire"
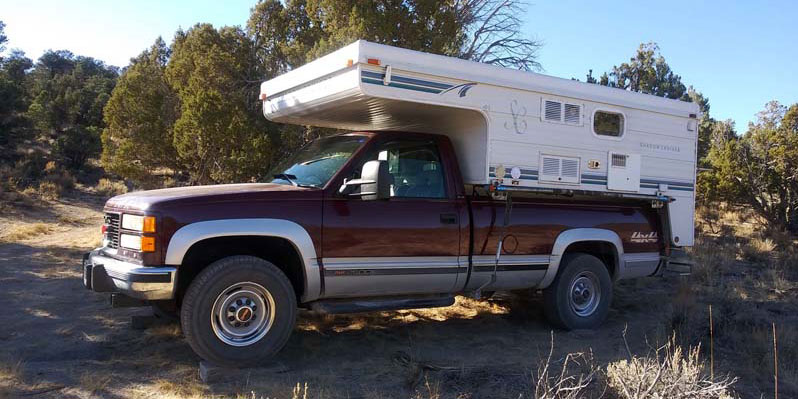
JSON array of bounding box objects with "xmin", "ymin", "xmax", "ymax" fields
[
  {"xmin": 180, "ymin": 256, "xmax": 297, "ymax": 367},
  {"xmin": 543, "ymin": 253, "xmax": 612, "ymax": 330}
]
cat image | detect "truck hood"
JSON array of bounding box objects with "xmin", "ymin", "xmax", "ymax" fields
[{"xmin": 105, "ymin": 183, "xmax": 315, "ymax": 212}]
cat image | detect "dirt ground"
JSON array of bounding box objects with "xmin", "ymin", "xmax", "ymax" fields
[{"xmin": 0, "ymin": 193, "xmax": 792, "ymax": 398}]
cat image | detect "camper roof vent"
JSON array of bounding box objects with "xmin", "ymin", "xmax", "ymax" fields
[
  {"xmin": 542, "ymin": 99, "xmax": 582, "ymax": 126},
  {"xmin": 539, "ymin": 154, "xmax": 580, "ymax": 184}
]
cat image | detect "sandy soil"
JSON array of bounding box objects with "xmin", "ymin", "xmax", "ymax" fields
[{"xmin": 0, "ymin": 194, "xmax": 783, "ymax": 398}]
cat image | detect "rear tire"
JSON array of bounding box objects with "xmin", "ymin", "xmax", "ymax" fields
[
  {"xmin": 180, "ymin": 256, "xmax": 297, "ymax": 367},
  {"xmin": 543, "ymin": 253, "xmax": 612, "ymax": 330}
]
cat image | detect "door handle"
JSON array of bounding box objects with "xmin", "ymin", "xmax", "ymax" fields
[{"xmin": 440, "ymin": 213, "xmax": 458, "ymax": 225}]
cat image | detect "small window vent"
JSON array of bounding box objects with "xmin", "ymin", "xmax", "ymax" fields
[
  {"xmin": 542, "ymin": 156, "xmax": 560, "ymax": 176},
  {"xmin": 539, "ymin": 154, "xmax": 580, "ymax": 184},
  {"xmin": 561, "ymin": 158, "xmax": 579, "ymax": 178},
  {"xmin": 611, "ymin": 153, "xmax": 627, "ymax": 168},
  {"xmin": 541, "ymin": 99, "xmax": 582, "ymax": 126},
  {"xmin": 544, "ymin": 100, "xmax": 561, "ymax": 122},
  {"xmin": 564, "ymin": 103, "xmax": 581, "ymax": 124}
]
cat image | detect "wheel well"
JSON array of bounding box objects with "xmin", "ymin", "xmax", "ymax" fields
[
  {"xmin": 176, "ymin": 236, "xmax": 305, "ymax": 304},
  {"xmin": 563, "ymin": 241, "xmax": 618, "ymax": 279}
]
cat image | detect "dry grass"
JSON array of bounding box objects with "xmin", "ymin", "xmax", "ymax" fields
[
  {"xmin": 680, "ymin": 205, "xmax": 798, "ymax": 397},
  {"xmin": 296, "ymin": 296, "xmax": 509, "ymax": 334},
  {"xmin": 128, "ymin": 378, "xmax": 209, "ymax": 399},
  {"xmin": 0, "ymin": 357, "xmax": 25, "ymax": 398},
  {"xmin": 79, "ymin": 371, "xmax": 112, "ymax": 394},
  {"xmin": 606, "ymin": 335, "xmax": 736, "ymax": 399},
  {"xmin": 0, "ymin": 222, "xmax": 53, "ymax": 242},
  {"xmin": 0, "ymin": 358, "xmax": 24, "ymax": 384},
  {"xmin": 96, "ymin": 178, "xmax": 128, "ymax": 197},
  {"xmin": 56, "ymin": 214, "xmax": 87, "ymax": 226},
  {"xmin": 530, "ymin": 332, "xmax": 598, "ymax": 399}
]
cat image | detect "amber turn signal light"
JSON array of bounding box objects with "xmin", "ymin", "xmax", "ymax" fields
[
  {"xmin": 142, "ymin": 216, "xmax": 156, "ymax": 233},
  {"xmin": 141, "ymin": 236, "xmax": 156, "ymax": 252}
]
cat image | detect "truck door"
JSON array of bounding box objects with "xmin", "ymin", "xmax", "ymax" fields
[{"xmin": 321, "ymin": 136, "xmax": 463, "ymax": 297}]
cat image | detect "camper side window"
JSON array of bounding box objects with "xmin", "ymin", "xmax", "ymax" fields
[{"xmin": 593, "ymin": 110, "xmax": 625, "ymax": 138}]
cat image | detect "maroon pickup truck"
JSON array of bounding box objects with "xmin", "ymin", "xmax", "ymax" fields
[{"xmin": 83, "ymin": 131, "xmax": 670, "ymax": 366}]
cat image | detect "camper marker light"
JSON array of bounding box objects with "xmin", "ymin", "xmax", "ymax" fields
[
  {"xmin": 260, "ymin": 93, "xmax": 268, "ymax": 100},
  {"xmin": 367, "ymin": 58, "xmax": 380, "ymax": 65},
  {"xmin": 346, "ymin": 59, "xmax": 354, "ymax": 67}
]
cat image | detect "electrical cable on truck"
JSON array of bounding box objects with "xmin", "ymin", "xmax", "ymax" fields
[{"xmin": 474, "ymin": 192, "xmax": 513, "ymax": 298}]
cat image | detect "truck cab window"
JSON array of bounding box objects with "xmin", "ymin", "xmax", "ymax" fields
[
  {"xmin": 269, "ymin": 135, "xmax": 366, "ymax": 188},
  {"xmin": 351, "ymin": 140, "xmax": 446, "ymax": 199}
]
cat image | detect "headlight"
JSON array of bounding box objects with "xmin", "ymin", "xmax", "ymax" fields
[
  {"xmin": 120, "ymin": 234, "xmax": 141, "ymax": 250},
  {"xmin": 120, "ymin": 234, "xmax": 155, "ymax": 252},
  {"xmin": 121, "ymin": 214, "xmax": 156, "ymax": 232}
]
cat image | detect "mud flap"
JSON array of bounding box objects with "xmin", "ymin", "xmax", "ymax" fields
[{"xmin": 661, "ymin": 247, "xmax": 693, "ymax": 276}]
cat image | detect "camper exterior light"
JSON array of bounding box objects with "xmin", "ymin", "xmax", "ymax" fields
[{"xmin": 367, "ymin": 58, "xmax": 380, "ymax": 65}]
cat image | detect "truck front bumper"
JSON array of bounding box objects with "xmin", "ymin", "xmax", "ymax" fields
[{"xmin": 82, "ymin": 249, "xmax": 176, "ymax": 300}]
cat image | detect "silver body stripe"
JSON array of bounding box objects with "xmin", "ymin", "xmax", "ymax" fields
[
  {"xmin": 624, "ymin": 252, "xmax": 660, "ymax": 263},
  {"xmin": 323, "ymin": 256, "xmax": 460, "ymax": 270},
  {"xmin": 470, "ymin": 254, "xmax": 550, "ymax": 266}
]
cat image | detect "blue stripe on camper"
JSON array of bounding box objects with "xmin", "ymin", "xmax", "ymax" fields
[
  {"xmin": 486, "ymin": 168, "xmax": 694, "ymax": 191},
  {"xmin": 489, "ymin": 173, "xmax": 539, "ymax": 180},
  {"xmin": 361, "ymin": 71, "xmax": 454, "ymax": 90},
  {"xmin": 361, "ymin": 77, "xmax": 443, "ymax": 94}
]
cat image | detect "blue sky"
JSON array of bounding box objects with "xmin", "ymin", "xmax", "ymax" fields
[{"xmin": 3, "ymin": 0, "xmax": 796, "ymax": 129}]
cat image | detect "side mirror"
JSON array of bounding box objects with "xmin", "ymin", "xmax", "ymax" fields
[{"xmin": 338, "ymin": 160, "xmax": 390, "ymax": 200}]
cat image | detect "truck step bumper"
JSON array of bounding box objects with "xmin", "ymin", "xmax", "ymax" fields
[{"xmin": 83, "ymin": 249, "xmax": 177, "ymax": 300}]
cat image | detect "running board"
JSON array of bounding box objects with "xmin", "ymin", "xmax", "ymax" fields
[{"xmin": 308, "ymin": 295, "xmax": 455, "ymax": 314}]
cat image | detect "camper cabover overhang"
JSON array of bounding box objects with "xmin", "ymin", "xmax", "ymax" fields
[{"xmin": 260, "ymin": 40, "xmax": 699, "ymax": 247}]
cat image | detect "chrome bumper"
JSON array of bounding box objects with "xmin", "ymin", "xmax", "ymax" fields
[{"xmin": 82, "ymin": 248, "xmax": 176, "ymax": 300}]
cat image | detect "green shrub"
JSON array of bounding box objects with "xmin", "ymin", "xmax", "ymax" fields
[
  {"xmin": 37, "ymin": 181, "xmax": 62, "ymax": 200},
  {"xmin": 96, "ymin": 178, "xmax": 127, "ymax": 197},
  {"xmin": 53, "ymin": 126, "xmax": 102, "ymax": 170}
]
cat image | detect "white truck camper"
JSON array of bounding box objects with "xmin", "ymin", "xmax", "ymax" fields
[{"xmin": 260, "ymin": 40, "xmax": 699, "ymax": 247}]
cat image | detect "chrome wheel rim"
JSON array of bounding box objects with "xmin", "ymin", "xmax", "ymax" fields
[
  {"xmin": 211, "ymin": 282, "xmax": 275, "ymax": 347},
  {"xmin": 568, "ymin": 271, "xmax": 601, "ymax": 317}
]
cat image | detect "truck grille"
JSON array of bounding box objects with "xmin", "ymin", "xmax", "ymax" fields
[{"xmin": 104, "ymin": 212, "xmax": 121, "ymax": 249}]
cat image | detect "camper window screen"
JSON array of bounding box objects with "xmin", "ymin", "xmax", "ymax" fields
[{"xmin": 593, "ymin": 111, "xmax": 624, "ymax": 137}]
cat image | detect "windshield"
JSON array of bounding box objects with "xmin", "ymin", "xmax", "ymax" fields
[{"xmin": 269, "ymin": 135, "xmax": 367, "ymax": 188}]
